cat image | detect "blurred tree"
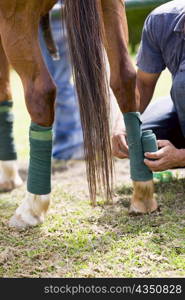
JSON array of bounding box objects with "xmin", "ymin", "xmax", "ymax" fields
[{"xmin": 125, "ymin": 0, "xmax": 171, "ymax": 52}]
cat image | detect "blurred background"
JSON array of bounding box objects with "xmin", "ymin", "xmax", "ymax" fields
[
  {"xmin": 11, "ymin": 0, "xmax": 172, "ymax": 161},
  {"xmin": 126, "ymin": 0, "xmax": 171, "ymax": 52}
]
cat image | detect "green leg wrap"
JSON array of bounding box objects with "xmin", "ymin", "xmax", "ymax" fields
[
  {"xmin": 27, "ymin": 122, "xmax": 53, "ymax": 195},
  {"xmin": 123, "ymin": 112, "xmax": 157, "ymax": 181},
  {"xmin": 0, "ymin": 100, "xmax": 17, "ymax": 160},
  {"xmin": 142, "ymin": 130, "xmax": 158, "ymax": 154}
]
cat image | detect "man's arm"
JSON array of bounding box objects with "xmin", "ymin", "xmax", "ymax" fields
[
  {"xmin": 137, "ymin": 69, "xmax": 161, "ymax": 113},
  {"xmin": 137, "ymin": 69, "xmax": 185, "ymax": 170}
]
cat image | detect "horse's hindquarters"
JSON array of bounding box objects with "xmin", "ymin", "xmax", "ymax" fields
[{"xmin": 0, "ymin": 0, "xmax": 57, "ymax": 20}]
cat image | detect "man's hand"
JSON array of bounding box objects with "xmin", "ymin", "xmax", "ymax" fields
[
  {"xmin": 110, "ymin": 93, "xmax": 129, "ymax": 159},
  {"xmin": 112, "ymin": 132, "xmax": 129, "ymax": 159},
  {"xmin": 144, "ymin": 140, "xmax": 185, "ymax": 171}
]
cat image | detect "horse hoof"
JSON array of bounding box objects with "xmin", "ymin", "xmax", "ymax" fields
[
  {"xmin": 0, "ymin": 177, "xmax": 23, "ymax": 192},
  {"xmin": 0, "ymin": 160, "xmax": 23, "ymax": 192},
  {"xmin": 129, "ymin": 201, "xmax": 159, "ymax": 216},
  {"xmin": 9, "ymin": 214, "xmax": 29, "ymax": 229},
  {"xmin": 9, "ymin": 213, "xmax": 43, "ymax": 230},
  {"xmin": 129, "ymin": 180, "xmax": 159, "ymax": 216},
  {"xmin": 9, "ymin": 192, "xmax": 49, "ymax": 229}
]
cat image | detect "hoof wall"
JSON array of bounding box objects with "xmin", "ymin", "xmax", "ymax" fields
[
  {"xmin": 129, "ymin": 204, "xmax": 160, "ymax": 216},
  {"xmin": 0, "ymin": 179, "xmax": 23, "ymax": 193},
  {"xmin": 9, "ymin": 213, "xmax": 43, "ymax": 230}
]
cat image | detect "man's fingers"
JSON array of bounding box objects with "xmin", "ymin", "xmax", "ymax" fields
[
  {"xmin": 112, "ymin": 148, "xmax": 128, "ymax": 159},
  {"xmin": 112, "ymin": 136, "xmax": 128, "ymax": 159},
  {"xmin": 112, "ymin": 134, "xmax": 129, "ymax": 159},
  {"xmin": 157, "ymin": 139, "xmax": 171, "ymax": 148},
  {"xmin": 144, "ymin": 158, "xmax": 155, "ymax": 168},
  {"xmin": 144, "ymin": 158, "xmax": 165, "ymax": 172},
  {"xmin": 144, "ymin": 147, "xmax": 165, "ymax": 159},
  {"xmin": 118, "ymin": 134, "xmax": 128, "ymax": 151},
  {"xmin": 117, "ymin": 152, "xmax": 128, "ymax": 159}
]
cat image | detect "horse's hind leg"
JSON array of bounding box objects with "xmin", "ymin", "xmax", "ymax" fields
[
  {"xmin": 0, "ymin": 36, "xmax": 23, "ymax": 191},
  {"xmin": 0, "ymin": 10, "xmax": 56, "ymax": 228},
  {"xmin": 102, "ymin": 0, "xmax": 158, "ymax": 214}
]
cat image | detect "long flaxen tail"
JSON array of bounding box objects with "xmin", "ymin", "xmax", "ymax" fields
[{"xmin": 64, "ymin": 0, "xmax": 113, "ymax": 205}]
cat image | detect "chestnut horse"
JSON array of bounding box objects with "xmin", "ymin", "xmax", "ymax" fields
[{"xmin": 0, "ymin": 0, "xmax": 157, "ymax": 229}]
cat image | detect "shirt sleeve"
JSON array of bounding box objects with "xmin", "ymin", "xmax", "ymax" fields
[{"xmin": 136, "ymin": 14, "xmax": 166, "ymax": 73}]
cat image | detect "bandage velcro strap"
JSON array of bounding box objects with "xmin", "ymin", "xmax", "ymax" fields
[{"xmin": 30, "ymin": 129, "xmax": 52, "ymax": 141}]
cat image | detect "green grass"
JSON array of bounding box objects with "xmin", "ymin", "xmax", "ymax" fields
[
  {"xmin": 0, "ymin": 177, "xmax": 184, "ymax": 277},
  {"xmin": 0, "ymin": 69, "xmax": 184, "ymax": 278}
]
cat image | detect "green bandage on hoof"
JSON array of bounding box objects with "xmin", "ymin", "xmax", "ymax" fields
[
  {"xmin": 27, "ymin": 122, "xmax": 52, "ymax": 195},
  {"xmin": 123, "ymin": 112, "xmax": 155, "ymax": 181},
  {"xmin": 0, "ymin": 100, "xmax": 17, "ymax": 161}
]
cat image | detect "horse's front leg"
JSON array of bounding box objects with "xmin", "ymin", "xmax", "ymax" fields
[
  {"xmin": 0, "ymin": 10, "xmax": 56, "ymax": 228},
  {"xmin": 102, "ymin": 0, "xmax": 158, "ymax": 214},
  {"xmin": 0, "ymin": 37, "xmax": 23, "ymax": 192}
]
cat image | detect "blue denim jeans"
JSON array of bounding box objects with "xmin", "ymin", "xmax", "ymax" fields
[
  {"xmin": 39, "ymin": 14, "xmax": 84, "ymax": 160},
  {"xmin": 141, "ymin": 96, "xmax": 185, "ymax": 149}
]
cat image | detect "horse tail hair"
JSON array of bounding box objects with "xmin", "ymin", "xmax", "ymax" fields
[{"xmin": 64, "ymin": 0, "xmax": 113, "ymax": 205}]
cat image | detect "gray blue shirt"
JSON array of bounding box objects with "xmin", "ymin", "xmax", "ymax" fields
[{"xmin": 137, "ymin": 0, "xmax": 185, "ymax": 77}]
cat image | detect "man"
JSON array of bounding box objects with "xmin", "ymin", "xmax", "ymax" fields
[{"xmin": 112, "ymin": 0, "xmax": 185, "ymax": 172}]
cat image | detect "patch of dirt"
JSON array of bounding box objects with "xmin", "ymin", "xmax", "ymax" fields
[
  {"xmin": 51, "ymin": 159, "xmax": 132, "ymax": 196},
  {"xmin": 18, "ymin": 158, "xmax": 185, "ymax": 197},
  {"xmin": 17, "ymin": 156, "xmax": 185, "ymax": 209}
]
